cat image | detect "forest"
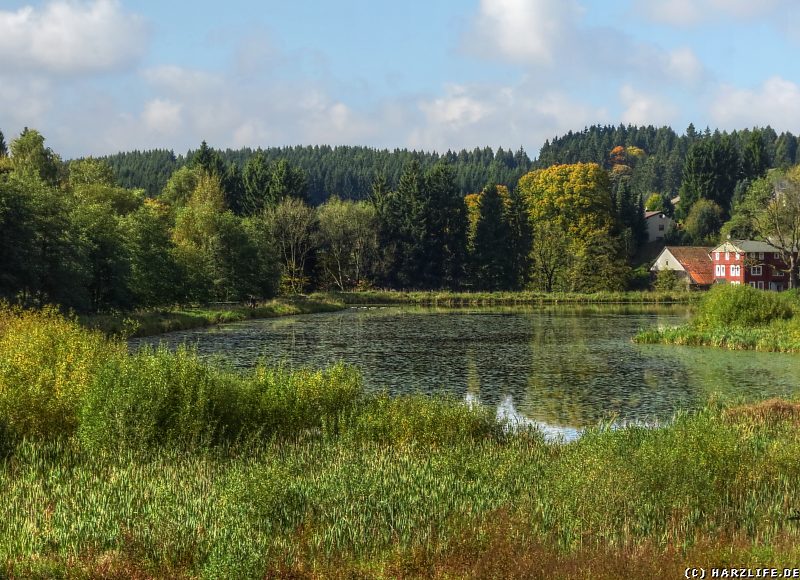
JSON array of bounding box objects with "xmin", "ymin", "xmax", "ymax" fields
[{"xmin": 0, "ymin": 123, "xmax": 798, "ymax": 312}]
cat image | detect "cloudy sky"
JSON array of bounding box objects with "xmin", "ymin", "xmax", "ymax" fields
[{"xmin": 1, "ymin": 0, "xmax": 799, "ymax": 158}]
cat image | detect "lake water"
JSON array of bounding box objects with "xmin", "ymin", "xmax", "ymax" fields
[{"xmin": 131, "ymin": 305, "xmax": 800, "ymax": 440}]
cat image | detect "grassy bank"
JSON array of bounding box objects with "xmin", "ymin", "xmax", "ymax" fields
[
  {"xmin": 2, "ymin": 306, "xmax": 800, "ymax": 578},
  {"xmin": 315, "ymin": 289, "xmax": 697, "ymax": 306},
  {"xmin": 81, "ymin": 297, "xmax": 345, "ymax": 338},
  {"xmin": 635, "ymin": 285, "xmax": 800, "ymax": 352}
]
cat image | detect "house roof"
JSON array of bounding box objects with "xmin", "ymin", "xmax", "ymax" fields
[
  {"xmin": 644, "ymin": 211, "xmax": 668, "ymax": 220},
  {"xmin": 654, "ymin": 246, "xmax": 714, "ymax": 286},
  {"xmin": 712, "ymin": 240, "xmax": 781, "ymax": 254}
]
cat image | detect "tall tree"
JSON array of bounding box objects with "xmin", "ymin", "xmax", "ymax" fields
[
  {"xmin": 421, "ymin": 162, "xmax": 468, "ymax": 288},
  {"xmin": 470, "ymin": 185, "xmax": 513, "ymax": 290},
  {"xmin": 753, "ymin": 169, "xmax": 800, "ymax": 289},
  {"xmin": 242, "ymin": 151, "xmax": 273, "ymax": 214},
  {"xmin": 741, "ymin": 131, "xmax": 769, "ymax": 182},
  {"xmin": 316, "ymin": 198, "xmax": 379, "ymax": 290},
  {"xmin": 10, "ymin": 128, "xmax": 62, "ymax": 185},
  {"xmin": 267, "ymin": 197, "xmax": 317, "ymax": 294}
]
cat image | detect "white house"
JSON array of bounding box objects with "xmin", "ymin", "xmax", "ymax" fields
[{"xmin": 645, "ymin": 211, "xmax": 672, "ymax": 242}]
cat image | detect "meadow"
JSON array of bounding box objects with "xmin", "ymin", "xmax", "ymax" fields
[
  {"xmin": 2, "ymin": 305, "xmax": 800, "ymax": 578},
  {"xmin": 635, "ymin": 284, "xmax": 800, "ymax": 352}
]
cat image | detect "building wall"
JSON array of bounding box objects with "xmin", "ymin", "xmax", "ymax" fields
[
  {"xmin": 646, "ymin": 214, "xmax": 672, "ymax": 242},
  {"xmin": 711, "ymin": 247, "xmax": 788, "ymax": 290}
]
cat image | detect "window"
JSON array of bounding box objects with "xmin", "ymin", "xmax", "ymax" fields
[
  {"xmin": 730, "ymin": 265, "xmax": 740, "ymax": 276},
  {"xmin": 775, "ymin": 269, "xmax": 785, "ymax": 277},
  {"xmin": 725, "ymin": 252, "xmax": 730, "ymax": 260},
  {"xmin": 731, "ymin": 281, "xmax": 741, "ymax": 285},
  {"xmin": 736, "ymin": 253, "xmax": 740, "ymax": 261},
  {"xmin": 758, "ymin": 252, "xmax": 765, "ymax": 260},
  {"xmin": 774, "ymin": 253, "xmax": 781, "ymax": 259},
  {"xmin": 658, "ymin": 224, "xmax": 664, "ymax": 231},
  {"xmin": 715, "ymin": 252, "xmax": 720, "ymax": 260},
  {"xmin": 715, "ymin": 264, "xmax": 725, "ymax": 276},
  {"xmin": 751, "ymin": 265, "xmax": 763, "ymax": 276},
  {"xmin": 749, "ymin": 282, "xmax": 756, "ymax": 288},
  {"xmin": 758, "ymin": 281, "xmax": 765, "ymax": 290}
]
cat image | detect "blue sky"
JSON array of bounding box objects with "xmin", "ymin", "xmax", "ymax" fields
[{"xmin": 1, "ymin": 0, "xmax": 799, "ymax": 158}]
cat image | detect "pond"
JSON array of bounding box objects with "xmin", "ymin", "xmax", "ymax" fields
[{"xmin": 131, "ymin": 305, "xmax": 800, "ymax": 440}]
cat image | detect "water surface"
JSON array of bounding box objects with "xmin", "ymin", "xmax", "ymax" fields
[{"xmin": 131, "ymin": 305, "xmax": 800, "ymax": 439}]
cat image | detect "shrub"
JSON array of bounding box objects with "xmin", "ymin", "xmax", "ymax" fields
[
  {"xmin": 0, "ymin": 305, "xmax": 120, "ymax": 440},
  {"xmin": 694, "ymin": 284, "xmax": 796, "ymax": 329}
]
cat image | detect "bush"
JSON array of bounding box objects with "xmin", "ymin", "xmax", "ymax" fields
[
  {"xmin": 0, "ymin": 305, "xmax": 120, "ymax": 440},
  {"xmin": 694, "ymin": 284, "xmax": 796, "ymax": 329}
]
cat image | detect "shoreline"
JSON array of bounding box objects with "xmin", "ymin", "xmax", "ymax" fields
[{"xmin": 81, "ymin": 297, "xmax": 346, "ymax": 338}]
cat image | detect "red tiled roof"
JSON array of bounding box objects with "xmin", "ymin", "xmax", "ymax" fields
[{"xmin": 665, "ymin": 246, "xmax": 714, "ymax": 286}]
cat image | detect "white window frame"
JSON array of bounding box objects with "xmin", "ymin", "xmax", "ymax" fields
[
  {"xmin": 725, "ymin": 251, "xmax": 730, "ymax": 260},
  {"xmin": 715, "ymin": 264, "xmax": 725, "ymax": 276},
  {"xmin": 730, "ymin": 265, "xmax": 740, "ymax": 276},
  {"xmin": 749, "ymin": 282, "xmax": 756, "ymax": 288},
  {"xmin": 715, "ymin": 252, "xmax": 720, "ymax": 260},
  {"xmin": 758, "ymin": 281, "xmax": 765, "ymax": 290},
  {"xmin": 758, "ymin": 252, "xmax": 765, "ymax": 260},
  {"xmin": 751, "ymin": 265, "xmax": 763, "ymax": 276},
  {"xmin": 775, "ymin": 268, "xmax": 785, "ymax": 277},
  {"xmin": 735, "ymin": 253, "xmax": 740, "ymax": 261},
  {"xmin": 774, "ymin": 253, "xmax": 781, "ymax": 259}
]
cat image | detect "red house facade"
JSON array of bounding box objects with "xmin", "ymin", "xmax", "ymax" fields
[{"xmin": 711, "ymin": 240, "xmax": 788, "ymax": 291}]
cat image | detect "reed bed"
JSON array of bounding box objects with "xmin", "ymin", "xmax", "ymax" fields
[
  {"xmin": 81, "ymin": 297, "xmax": 345, "ymax": 338},
  {"xmin": 316, "ymin": 289, "xmax": 697, "ymax": 307},
  {"xmin": 2, "ymin": 305, "xmax": 800, "ymax": 578},
  {"xmin": 635, "ymin": 285, "xmax": 800, "ymax": 352}
]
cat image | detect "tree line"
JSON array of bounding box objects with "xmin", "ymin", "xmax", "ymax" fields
[
  {"xmin": 103, "ymin": 144, "xmax": 533, "ymax": 205},
  {"xmin": 2, "ymin": 122, "xmax": 799, "ymax": 312}
]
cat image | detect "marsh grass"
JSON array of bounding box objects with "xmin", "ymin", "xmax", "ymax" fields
[
  {"xmin": 635, "ymin": 285, "xmax": 800, "ymax": 352},
  {"xmin": 316, "ymin": 289, "xmax": 696, "ymax": 306},
  {"xmin": 3, "ymin": 305, "xmax": 800, "ymax": 577},
  {"xmin": 81, "ymin": 297, "xmax": 345, "ymax": 338}
]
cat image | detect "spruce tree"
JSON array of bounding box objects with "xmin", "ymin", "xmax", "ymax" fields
[{"xmin": 471, "ymin": 185, "xmax": 513, "ymax": 290}]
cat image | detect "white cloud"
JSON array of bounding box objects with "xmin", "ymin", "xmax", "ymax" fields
[
  {"xmin": 420, "ymin": 85, "xmax": 493, "ymax": 129},
  {"xmin": 469, "ymin": 0, "xmax": 708, "ymax": 89},
  {"xmin": 638, "ymin": 0, "xmax": 787, "ymax": 26},
  {"xmin": 142, "ymin": 66, "xmax": 224, "ymax": 96},
  {"xmin": 471, "ymin": 0, "xmax": 580, "ymax": 64},
  {"xmin": 0, "ymin": 0, "xmax": 148, "ymax": 75},
  {"xmin": 666, "ymin": 48, "xmax": 705, "ymax": 86},
  {"xmin": 711, "ymin": 77, "xmax": 800, "ymax": 129},
  {"xmin": 142, "ymin": 99, "xmax": 183, "ymax": 136},
  {"xmin": 619, "ymin": 85, "xmax": 678, "ymax": 126},
  {"xmin": 412, "ymin": 82, "xmax": 608, "ymax": 153}
]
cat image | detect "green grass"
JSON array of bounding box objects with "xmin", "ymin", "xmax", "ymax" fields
[
  {"xmin": 314, "ymin": 289, "xmax": 697, "ymax": 306},
  {"xmin": 80, "ymin": 297, "xmax": 345, "ymax": 338},
  {"xmin": 3, "ymin": 305, "xmax": 800, "ymax": 578},
  {"xmin": 635, "ymin": 285, "xmax": 800, "ymax": 352}
]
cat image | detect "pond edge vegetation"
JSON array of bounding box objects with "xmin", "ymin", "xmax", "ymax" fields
[
  {"xmin": 635, "ymin": 284, "xmax": 800, "ymax": 353},
  {"xmin": 3, "ymin": 306, "xmax": 800, "ymax": 577}
]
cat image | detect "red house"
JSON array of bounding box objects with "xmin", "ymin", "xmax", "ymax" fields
[{"xmin": 711, "ymin": 240, "xmax": 788, "ymax": 291}]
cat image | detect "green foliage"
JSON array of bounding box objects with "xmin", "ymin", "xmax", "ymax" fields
[
  {"xmin": 679, "ymin": 134, "xmax": 740, "ymax": 217},
  {"xmin": 694, "ymin": 284, "xmax": 796, "ymax": 329},
  {"xmin": 9, "ymin": 128, "xmax": 62, "ymax": 185},
  {"xmin": 0, "ymin": 305, "xmax": 117, "ymax": 441},
  {"xmin": 652, "ymin": 269, "xmax": 686, "ymax": 292},
  {"xmin": 316, "ymin": 197, "xmax": 379, "ymax": 290},
  {"xmin": 470, "ymin": 184, "xmax": 514, "ymax": 290},
  {"xmin": 684, "ymin": 198, "xmax": 723, "ymax": 243}
]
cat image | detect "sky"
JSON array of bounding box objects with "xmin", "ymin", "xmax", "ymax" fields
[{"xmin": 1, "ymin": 0, "xmax": 800, "ymax": 158}]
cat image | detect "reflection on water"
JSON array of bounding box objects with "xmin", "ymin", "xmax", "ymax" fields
[{"xmin": 131, "ymin": 305, "xmax": 800, "ymax": 432}]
